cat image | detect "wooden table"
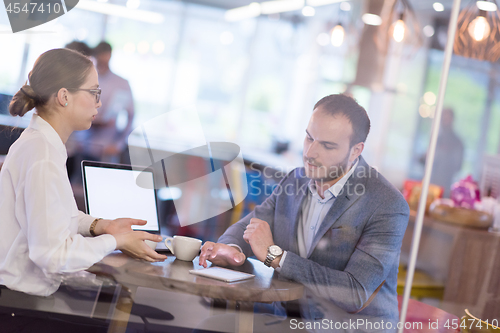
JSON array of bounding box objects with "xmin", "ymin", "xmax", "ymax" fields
[
  {"xmin": 401, "ymin": 211, "xmax": 500, "ymax": 321},
  {"xmin": 88, "ymin": 253, "xmax": 304, "ymax": 333}
]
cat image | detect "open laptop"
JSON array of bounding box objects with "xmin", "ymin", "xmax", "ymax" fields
[{"xmin": 82, "ymin": 160, "xmax": 169, "ymax": 252}]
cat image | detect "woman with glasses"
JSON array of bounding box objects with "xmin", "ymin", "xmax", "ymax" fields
[{"xmin": 0, "ymin": 48, "xmax": 167, "ymax": 297}]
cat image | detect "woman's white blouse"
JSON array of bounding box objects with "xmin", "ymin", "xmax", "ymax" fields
[{"xmin": 0, "ymin": 114, "xmax": 116, "ymax": 296}]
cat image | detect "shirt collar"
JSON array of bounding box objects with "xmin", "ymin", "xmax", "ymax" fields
[
  {"xmin": 28, "ymin": 113, "xmax": 67, "ymax": 159},
  {"xmin": 308, "ymin": 158, "xmax": 359, "ymax": 200}
]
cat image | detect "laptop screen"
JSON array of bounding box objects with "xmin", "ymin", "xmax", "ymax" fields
[{"xmin": 82, "ymin": 161, "xmax": 160, "ymax": 233}]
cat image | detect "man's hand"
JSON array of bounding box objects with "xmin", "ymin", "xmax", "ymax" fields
[
  {"xmin": 114, "ymin": 231, "xmax": 168, "ymax": 262},
  {"xmin": 94, "ymin": 218, "xmax": 147, "ymax": 236},
  {"xmin": 243, "ymin": 218, "xmax": 274, "ymax": 262},
  {"xmin": 198, "ymin": 242, "xmax": 246, "ymax": 268}
]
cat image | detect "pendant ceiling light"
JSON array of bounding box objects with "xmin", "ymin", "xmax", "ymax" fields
[
  {"xmin": 331, "ymin": 23, "xmax": 345, "ymax": 46},
  {"xmin": 454, "ymin": 0, "xmax": 500, "ymax": 61},
  {"xmin": 375, "ymin": 0, "xmax": 423, "ymax": 53}
]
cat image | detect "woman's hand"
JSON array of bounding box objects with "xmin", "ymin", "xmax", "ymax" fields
[
  {"xmin": 114, "ymin": 231, "xmax": 168, "ymax": 262},
  {"xmin": 94, "ymin": 218, "xmax": 147, "ymax": 236}
]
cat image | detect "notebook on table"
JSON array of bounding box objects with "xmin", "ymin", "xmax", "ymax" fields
[
  {"xmin": 81, "ymin": 160, "xmax": 169, "ymax": 252},
  {"xmin": 189, "ymin": 267, "xmax": 255, "ymax": 283}
]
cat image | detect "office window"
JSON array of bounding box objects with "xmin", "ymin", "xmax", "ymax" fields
[
  {"xmin": 0, "ymin": 11, "xmax": 26, "ymax": 94},
  {"xmin": 409, "ymin": 50, "xmax": 496, "ymax": 183},
  {"xmin": 102, "ymin": 1, "xmax": 182, "ymax": 129}
]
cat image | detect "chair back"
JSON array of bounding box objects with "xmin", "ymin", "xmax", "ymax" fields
[{"xmin": 398, "ymin": 295, "xmax": 461, "ymax": 332}]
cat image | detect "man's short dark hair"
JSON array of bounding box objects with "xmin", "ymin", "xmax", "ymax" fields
[
  {"xmin": 314, "ymin": 94, "xmax": 371, "ymax": 147},
  {"xmin": 93, "ymin": 41, "xmax": 112, "ymax": 56},
  {"xmin": 65, "ymin": 41, "xmax": 92, "ymax": 57}
]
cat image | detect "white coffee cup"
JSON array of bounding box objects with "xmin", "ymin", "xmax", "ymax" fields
[
  {"xmin": 144, "ymin": 240, "xmax": 158, "ymax": 251},
  {"xmin": 164, "ymin": 236, "xmax": 202, "ymax": 261}
]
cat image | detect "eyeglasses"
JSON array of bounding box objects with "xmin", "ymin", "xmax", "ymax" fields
[{"xmin": 69, "ymin": 88, "xmax": 102, "ymax": 103}]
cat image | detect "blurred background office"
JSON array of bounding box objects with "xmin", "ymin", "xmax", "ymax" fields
[
  {"xmin": 65, "ymin": 40, "xmax": 135, "ymax": 181},
  {"xmin": 1, "ymin": 0, "xmax": 500, "ymax": 193}
]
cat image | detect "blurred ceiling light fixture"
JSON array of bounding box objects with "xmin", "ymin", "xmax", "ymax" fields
[
  {"xmin": 362, "ymin": 13, "xmax": 383, "ymax": 26},
  {"xmin": 340, "ymin": 2, "xmax": 351, "ymax": 11},
  {"xmin": 76, "ymin": 0, "xmax": 164, "ymax": 23},
  {"xmin": 306, "ymin": 0, "xmax": 344, "ymax": 6},
  {"xmin": 419, "ymin": 104, "xmax": 432, "ymax": 118},
  {"xmin": 124, "ymin": 42, "xmax": 136, "ymax": 53},
  {"xmin": 433, "ymin": 2, "xmax": 445, "ymax": 11},
  {"xmin": 316, "ymin": 32, "xmax": 330, "ymax": 46},
  {"xmin": 225, "ymin": 0, "xmax": 351, "ymax": 21},
  {"xmin": 376, "ymin": 0, "xmax": 423, "ymax": 52},
  {"xmin": 330, "ymin": 23, "xmax": 345, "ymax": 46},
  {"xmin": 126, "ymin": 0, "xmax": 140, "ymax": 9},
  {"xmin": 391, "ymin": 13, "xmax": 406, "ymax": 42},
  {"xmin": 224, "ymin": 2, "xmax": 261, "ymax": 21},
  {"xmin": 476, "ymin": 0, "xmax": 498, "ymax": 11},
  {"xmin": 454, "ymin": 0, "xmax": 500, "ymax": 61},
  {"xmin": 152, "ymin": 41, "xmax": 165, "ymax": 54},
  {"xmin": 260, "ymin": 0, "xmax": 304, "ymax": 15},
  {"xmin": 423, "ymin": 91, "xmax": 437, "ymax": 105},
  {"xmin": 302, "ymin": 5, "xmax": 315, "ymax": 16},
  {"xmin": 468, "ymin": 10, "xmax": 491, "ymax": 41},
  {"xmin": 423, "ymin": 25, "xmax": 435, "ymax": 37},
  {"xmin": 137, "ymin": 41, "xmax": 150, "ymax": 54}
]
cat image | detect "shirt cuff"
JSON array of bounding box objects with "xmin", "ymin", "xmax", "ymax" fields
[
  {"xmin": 97, "ymin": 234, "xmax": 118, "ymax": 253},
  {"xmin": 275, "ymin": 251, "xmax": 287, "ymax": 272},
  {"xmin": 78, "ymin": 211, "xmax": 96, "ymax": 237},
  {"xmin": 227, "ymin": 244, "xmax": 243, "ymax": 253}
]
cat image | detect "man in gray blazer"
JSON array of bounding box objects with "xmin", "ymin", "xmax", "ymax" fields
[{"xmin": 199, "ymin": 94, "xmax": 409, "ymax": 324}]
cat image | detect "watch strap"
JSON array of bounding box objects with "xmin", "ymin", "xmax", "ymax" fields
[
  {"xmin": 89, "ymin": 218, "xmax": 102, "ymax": 237},
  {"xmin": 264, "ymin": 253, "xmax": 276, "ymax": 267},
  {"xmin": 264, "ymin": 245, "xmax": 282, "ymax": 267}
]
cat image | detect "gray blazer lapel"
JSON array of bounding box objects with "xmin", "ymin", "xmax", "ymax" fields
[
  {"xmin": 307, "ymin": 156, "xmax": 370, "ymax": 258},
  {"xmin": 288, "ymin": 170, "xmax": 309, "ymax": 254}
]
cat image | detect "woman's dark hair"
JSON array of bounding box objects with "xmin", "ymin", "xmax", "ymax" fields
[
  {"xmin": 314, "ymin": 94, "xmax": 371, "ymax": 147},
  {"xmin": 9, "ymin": 48, "xmax": 94, "ymax": 117}
]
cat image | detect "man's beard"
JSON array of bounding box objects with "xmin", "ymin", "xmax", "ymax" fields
[{"xmin": 304, "ymin": 151, "xmax": 350, "ymax": 182}]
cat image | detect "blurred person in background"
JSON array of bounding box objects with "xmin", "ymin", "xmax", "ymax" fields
[
  {"xmin": 432, "ymin": 108, "xmax": 464, "ymax": 197},
  {"xmin": 421, "ymin": 107, "xmax": 464, "ymax": 197},
  {"xmin": 83, "ymin": 41, "xmax": 135, "ymax": 164},
  {"xmin": 64, "ymin": 40, "xmax": 93, "ymax": 57}
]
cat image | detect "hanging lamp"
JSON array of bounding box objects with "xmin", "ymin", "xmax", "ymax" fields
[{"xmin": 454, "ymin": 0, "xmax": 500, "ymax": 61}]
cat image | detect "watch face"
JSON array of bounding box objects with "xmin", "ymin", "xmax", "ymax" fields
[{"xmin": 269, "ymin": 245, "xmax": 282, "ymax": 256}]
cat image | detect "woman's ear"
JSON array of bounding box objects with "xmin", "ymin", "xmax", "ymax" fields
[{"xmin": 56, "ymin": 88, "xmax": 69, "ymax": 107}]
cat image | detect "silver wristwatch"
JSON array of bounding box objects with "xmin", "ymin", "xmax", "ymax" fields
[{"xmin": 264, "ymin": 245, "xmax": 283, "ymax": 267}]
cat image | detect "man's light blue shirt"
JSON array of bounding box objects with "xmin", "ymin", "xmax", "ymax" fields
[{"xmin": 277, "ymin": 159, "xmax": 359, "ymax": 270}]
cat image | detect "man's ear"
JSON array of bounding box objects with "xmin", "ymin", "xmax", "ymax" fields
[{"xmin": 350, "ymin": 142, "xmax": 364, "ymax": 164}]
